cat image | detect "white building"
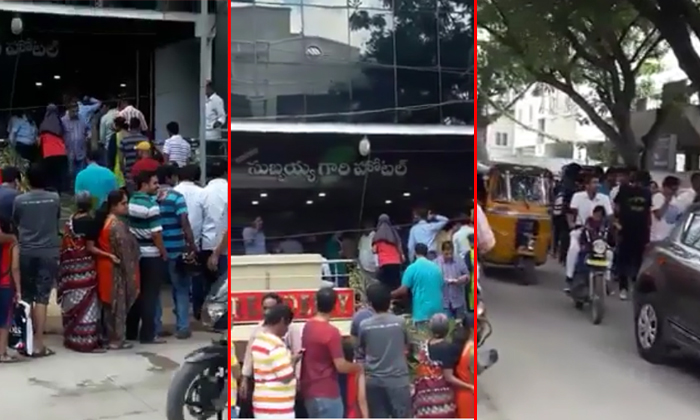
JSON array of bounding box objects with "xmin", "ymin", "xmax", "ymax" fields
[{"xmin": 486, "ymin": 84, "xmax": 605, "ymax": 161}]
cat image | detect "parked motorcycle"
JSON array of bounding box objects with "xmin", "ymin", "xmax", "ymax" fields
[
  {"xmin": 166, "ymin": 275, "xmax": 229, "ymax": 420},
  {"xmin": 571, "ymin": 228, "xmax": 609, "ymax": 325}
]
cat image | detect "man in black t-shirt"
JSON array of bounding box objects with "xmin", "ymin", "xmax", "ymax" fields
[{"xmin": 614, "ymin": 171, "xmax": 652, "ymax": 300}]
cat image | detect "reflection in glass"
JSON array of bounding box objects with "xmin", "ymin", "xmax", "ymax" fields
[
  {"xmin": 228, "ymin": 0, "xmax": 472, "ymax": 124},
  {"xmin": 348, "ymin": 8, "xmax": 397, "ymax": 122}
]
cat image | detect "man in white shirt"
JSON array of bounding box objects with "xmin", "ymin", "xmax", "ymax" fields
[
  {"xmin": 173, "ymin": 164, "xmax": 208, "ymax": 319},
  {"xmin": 452, "ymin": 214, "xmax": 474, "ymax": 260},
  {"xmin": 173, "ymin": 164, "xmax": 206, "ymax": 246},
  {"xmin": 205, "ymin": 82, "xmax": 226, "ymax": 141},
  {"xmin": 650, "ymin": 175, "xmax": 682, "ymax": 242},
  {"xmin": 163, "ymin": 121, "xmax": 192, "ymax": 167},
  {"xmin": 565, "ymin": 175, "xmax": 613, "ymax": 288},
  {"xmin": 202, "ymin": 159, "xmax": 229, "ymax": 277}
]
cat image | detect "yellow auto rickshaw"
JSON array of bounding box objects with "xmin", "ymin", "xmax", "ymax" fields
[{"xmin": 480, "ymin": 162, "xmax": 553, "ymax": 285}]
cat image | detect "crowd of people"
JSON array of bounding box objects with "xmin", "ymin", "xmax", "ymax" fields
[
  {"xmin": 0, "ymin": 84, "xmax": 229, "ymax": 362},
  {"xmin": 231, "ymin": 206, "xmax": 479, "ymax": 419},
  {"xmin": 552, "ymin": 165, "xmax": 700, "ymax": 299}
]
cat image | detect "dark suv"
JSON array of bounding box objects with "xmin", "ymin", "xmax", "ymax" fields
[{"xmin": 634, "ymin": 204, "xmax": 700, "ymax": 363}]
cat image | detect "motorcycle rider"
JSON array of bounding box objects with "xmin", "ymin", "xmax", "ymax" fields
[{"xmin": 565, "ymin": 174, "xmax": 613, "ymax": 293}]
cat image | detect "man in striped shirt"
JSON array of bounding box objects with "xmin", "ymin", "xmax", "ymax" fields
[
  {"xmin": 251, "ymin": 304, "xmax": 298, "ymax": 419},
  {"xmin": 120, "ymin": 117, "xmax": 149, "ymax": 187},
  {"xmin": 163, "ymin": 121, "xmax": 191, "ymax": 167},
  {"xmin": 155, "ymin": 165, "xmax": 196, "ymax": 339},
  {"xmin": 127, "ymin": 171, "xmax": 168, "ymax": 344},
  {"xmin": 118, "ymin": 98, "xmax": 148, "ymax": 132}
]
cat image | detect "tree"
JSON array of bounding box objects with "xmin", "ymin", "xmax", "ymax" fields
[
  {"xmin": 348, "ymin": 0, "xmax": 472, "ymax": 124},
  {"xmin": 477, "ymin": 38, "xmax": 533, "ymax": 127},
  {"xmin": 478, "ymin": 0, "xmax": 668, "ymax": 167},
  {"xmin": 626, "ymin": 0, "xmax": 700, "ymax": 91}
]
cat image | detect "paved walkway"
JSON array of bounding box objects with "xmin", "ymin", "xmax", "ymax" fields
[{"xmin": 2, "ymin": 331, "xmax": 215, "ymax": 420}]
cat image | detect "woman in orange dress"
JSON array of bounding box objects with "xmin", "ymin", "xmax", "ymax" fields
[
  {"xmin": 454, "ymin": 323, "xmax": 475, "ymax": 418},
  {"xmin": 93, "ymin": 190, "xmax": 140, "ymax": 349}
]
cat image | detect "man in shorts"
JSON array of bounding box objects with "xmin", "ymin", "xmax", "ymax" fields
[{"xmin": 13, "ymin": 164, "xmax": 61, "ymax": 357}]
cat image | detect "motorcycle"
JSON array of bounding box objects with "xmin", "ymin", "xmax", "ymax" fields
[
  {"xmin": 570, "ymin": 228, "xmax": 609, "ymax": 325},
  {"xmin": 166, "ymin": 275, "xmax": 229, "ymax": 420}
]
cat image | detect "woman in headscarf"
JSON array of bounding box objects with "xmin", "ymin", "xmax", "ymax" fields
[
  {"xmin": 58, "ymin": 192, "xmax": 102, "ymax": 352},
  {"xmin": 38, "ymin": 104, "xmax": 68, "ymax": 193},
  {"xmin": 94, "ymin": 190, "xmax": 140, "ymax": 349},
  {"xmin": 413, "ymin": 314, "xmax": 471, "ymax": 418},
  {"xmin": 372, "ymin": 214, "xmax": 404, "ymax": 290}
]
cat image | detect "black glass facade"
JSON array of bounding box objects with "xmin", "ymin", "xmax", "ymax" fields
[
  {"xmin": 20, "ymin": 0, "xmax": 213, "ymax": 14},
  {"xmin": 229, "ymin": 0, "xmax": 473, "ymax": 124}
]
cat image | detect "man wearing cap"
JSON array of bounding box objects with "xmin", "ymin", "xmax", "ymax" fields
[{"xmin": 131, "ymin": 141, "xmax": 161, "ymax": 181}]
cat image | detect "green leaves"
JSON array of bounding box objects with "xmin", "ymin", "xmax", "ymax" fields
[{"xmin": 478, "ymin": 0, "xmax": 667, "ymax": 164}]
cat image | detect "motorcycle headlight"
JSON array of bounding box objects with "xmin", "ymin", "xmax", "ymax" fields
[
  {"xmin": 476, "ymin": 301, "xmax": 486, "ymax": 317},
  {"xmin": 202, "ymin": 302, "xmax": 227, "ymax": 327},
  {"xmin": 592, "ymin": 239, "xmax": 607, "ymax": 255}
]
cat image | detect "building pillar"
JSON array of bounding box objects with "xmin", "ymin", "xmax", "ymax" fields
[{"xmin": 197, "ymin": 0, "xmax": 214, "ymax": 182}]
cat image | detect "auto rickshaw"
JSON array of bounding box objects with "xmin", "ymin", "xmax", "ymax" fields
[{"xmin": 480, "ymin": 162, "xmax": 553, "ymax": 285}]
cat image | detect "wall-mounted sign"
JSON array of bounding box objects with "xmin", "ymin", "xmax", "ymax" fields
[
  {"xmin": 0, "ymin": 39, "xmax": 59, "ymax": 58},
  {"xmin": 246, "ymin": 158, "xmax": 408, "ymax": 182},
  {"xmin": 230, "ymin": 288, "xmax": 355, "ymax": 324}
]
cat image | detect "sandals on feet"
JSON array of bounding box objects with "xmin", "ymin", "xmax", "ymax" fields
[
  {"xmin": 0, "ymin": 353, "xmax": 24, "ymax": 363},
  {"xmin": 31, "ymin": 347, "xmax": 56, "ymax": 358},
  {"xmin": 107, "ymin": 342, "xmax": 134, "ymax": 350}
]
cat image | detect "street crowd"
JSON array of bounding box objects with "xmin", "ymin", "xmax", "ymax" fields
[
  {"xmin": 231, "ymin": 208, "xmax": 479, "ymax": 419},
  {"xmin": 552, "ymin": 165, "xmax": 700, "ymax": 298},
  {"xmin": 0, "ymin": 83, "xmax": 229, "ymax": 362}
]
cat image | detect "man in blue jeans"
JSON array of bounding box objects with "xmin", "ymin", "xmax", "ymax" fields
[{"xmin": 154, "ymin": 165, "xmax": 197, "ymax": 339}]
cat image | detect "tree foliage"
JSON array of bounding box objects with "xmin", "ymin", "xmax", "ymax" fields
[
  {"xmin": 478, "ymin": 0, "xmax": 669, "ymax": 166},
  {"xmin": 348, "ymin": 0, "xmax": 472, "ymax": 124},
  {"xmin": 477, "ymin": 37, "xmax": 533, "ymax": 126},
  {"xmin": 627, "ymin": 0, "xmax": 700, "ymax": 91}
]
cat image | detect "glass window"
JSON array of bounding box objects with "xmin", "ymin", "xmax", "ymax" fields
[
  {"xmin": 679, "ymin": 213, "xmax": 700, "ymax": 250},
  {"xmin": 349, "ymin": 4, "xmax": 396, "ymax": 122}
]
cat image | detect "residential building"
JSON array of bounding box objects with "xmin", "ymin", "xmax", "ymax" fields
[{"xmin": 485, "ymin": 84, "xmax": 605, "ymax": 161}]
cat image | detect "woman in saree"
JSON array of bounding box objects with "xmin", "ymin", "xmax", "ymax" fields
[
  {"xmin": 454, "ymin": 322, "xmax": 475, "ymax": 418},
  {"xmin": 58, "ymin": 192, "xmax": 103, "ymax": 352},
  {"xmin": 94, "ymin": 190, "xmax": 140, "ymax": 349},
  {"xmin": 413, "ymin": 314, "xmax": 472, "ymax": 418}
]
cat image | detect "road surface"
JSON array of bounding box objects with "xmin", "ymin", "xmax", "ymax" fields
[
  {"xmin": 1, "ymin": 332, "xmax": 218, "ymax": 420},
  {"xmin": 477, "ymin": 261, "xmax": 700, "ymax": 420}
]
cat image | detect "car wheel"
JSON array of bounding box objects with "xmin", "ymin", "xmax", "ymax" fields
[{"xmin": 634, "ymin": 293, "xmax": 669, "ymax": 364}]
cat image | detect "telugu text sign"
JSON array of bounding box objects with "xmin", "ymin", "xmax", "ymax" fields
[
  {"xmin": 246, "ymin": 158, "xmax": 408, "ymax": 183},
  {"xmin": 230, "ymin": 289, "xmax": 355, "ymax": 324}
]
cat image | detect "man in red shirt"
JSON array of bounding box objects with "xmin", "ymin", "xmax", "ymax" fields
[
  {"xmin": 130, "ymin": 141, "xmax": 161, "ymax": 180},
  {"xmin": 300, "ymin": 288, "xmax": 360, "ymax": 418}
]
